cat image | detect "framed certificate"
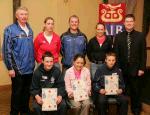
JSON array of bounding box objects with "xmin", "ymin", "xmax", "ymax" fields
[
  {"xmin": 42, "ymin": 88, "xmax": 57, "ymax": 111},
  {"xmin": 72, "ymin": 79, "xmax": 89, "ymax": 102},
  {"xmin": 105, "ymin": 75, "xmax": 119, "ymax": 95}
]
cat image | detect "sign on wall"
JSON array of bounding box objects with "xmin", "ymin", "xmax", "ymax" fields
[{"xmin": 99, "ymin": 3, "xmax": 126, "ymax": 36}]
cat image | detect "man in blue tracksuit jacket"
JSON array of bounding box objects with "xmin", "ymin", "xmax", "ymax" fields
[
  {"xmin": 61, "ymin": 15, "xmax": 87, "ymax": 73},
  {"xmin": 2, "ymin": 6, "xmax": 35, "ymax": 115}
]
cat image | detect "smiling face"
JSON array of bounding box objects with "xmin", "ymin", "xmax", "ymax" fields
[
  {"xmin": 16, "ymin": 9, "xmax": 28, "ymax": 25},
  {"xmin": 124, "ymin": 17, "xmax": 135, "ymax": 32},
  {"xmin": 69, "ymin": 16, "xmax": 79, "ymax": 32},
  {"xmin": 42, "ymin": 57, "xmax": 54, "ymax": 71},
  {"xmin": 73, "ymin": 57, "xmax": 85, "ymax": 71},
  {"xmin": 105, "ymin": 55, "xmax": 116, "ymax": 69},
  {"xmin": 44, "ymin": 18, "xmax": 54, "ymax": 33},
  {"xmin": 96, "ymin": 23, "xmax": 105, "ymax": 37}
]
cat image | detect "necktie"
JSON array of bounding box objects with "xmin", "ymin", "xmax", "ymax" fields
[{"xmin": 127, "ymin": 32, "xmax": 131, "ymax": 62}]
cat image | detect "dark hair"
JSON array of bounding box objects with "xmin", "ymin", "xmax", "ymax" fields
[
  {"xmin": 96, "ymin": 22, "xmax": 105, "ymax": 29},
  {"xmin": 69, "ymin": 15, "xmax": 79, "ymax": 22},
  {"xmin": 73, "ymin": 53, "xmax": 86, "ymax": 65},
  {"xmin": 125, "ymin": 14, "xmax": 135, "ymax": 21},
  {"xmin": 105, "ymin": 52, "xmax": 116, "ymax": 59},
  {"xmin": 42, "ymin": 51, "xmax": 54, "ymax": 61}
]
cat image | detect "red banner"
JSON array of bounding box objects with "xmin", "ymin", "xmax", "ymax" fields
[{"xmin": 99, "ymin": 3, "xmax": 126, "ymax": 24}]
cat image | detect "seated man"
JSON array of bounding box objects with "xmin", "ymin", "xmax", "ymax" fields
[
  {"xmin": 30, "ymin": 51, "xmax": 67, "ymax": 115},
  {"xmin": 93, "ymin": 52, "xmax": 128, "ymax": 115}
]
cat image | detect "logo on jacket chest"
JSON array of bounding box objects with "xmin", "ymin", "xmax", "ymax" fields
[
  {"xmin": 50, "ymin": 76, "xmax": 55, "ymax": 83},
  {"xmin": 42, "ymin": 40, "xmax": 46, "ymax": 44}
]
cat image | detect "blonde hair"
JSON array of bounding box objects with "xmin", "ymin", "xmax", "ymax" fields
[
  {"xmin": 43, "ymin": 17, "xmax": 54, "ymax": 31},
  {"xmin": 69, "ymin": 15, "xmax": 79, "ymax": 22},
  {"xmin": 16, "ymin": 6, "xmax": 29, "ymax": 15}
]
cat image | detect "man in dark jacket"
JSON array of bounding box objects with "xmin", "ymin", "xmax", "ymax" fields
[
  {"xmin": 93, "ymin": 52, "xmax": 128, "ymax": 115},
  {"xmin": 30, "ymin": 51, "xmax": 67, "ymax": 115},
  {"xmin": 114, "ymin": 14, "xmax": 147, "ymax": 115}
]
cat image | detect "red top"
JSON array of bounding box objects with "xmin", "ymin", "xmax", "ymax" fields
[
  {"xmin": 34, "ymin": 32, "xmax": 61, "ymax": 63},
  {"xmin": 97, "ymin": 35, "xmax": 106, "ymax": 46}
]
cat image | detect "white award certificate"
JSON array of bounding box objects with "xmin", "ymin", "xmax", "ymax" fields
[
  {"xmin": 105, "ymin": 75, "xmax": 119, "ymax": 95},
  {"xmin": 72, "ymin": 79, "xmax": 89, "ymax": 102},
  {"xmin": 42, "ymin": 88, "xmax": 57, "ymax": 111}
]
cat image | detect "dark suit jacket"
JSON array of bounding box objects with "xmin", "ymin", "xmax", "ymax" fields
[{"xmin": 114, "ymin": 30, "xmax": 147, "ymax": 76}]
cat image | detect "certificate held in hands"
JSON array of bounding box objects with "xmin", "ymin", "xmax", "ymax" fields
[
  {"xmin": 72, "ymin": 79, "xmax": 89, "ymax": 102},
  {"xmin": 105, "ymin": 74, "xmax": 119, "ymax": 95},
  {"xmin": 42, "ymin": 88, "xmax": 57, "ymax": 111}
]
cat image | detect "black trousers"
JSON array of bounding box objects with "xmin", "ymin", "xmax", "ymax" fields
[
  {"xmin": 96, "ymin": 94, "xmax": 128, "ymax": 115},
  {"xmin": 10, "ymin": 73, "xmax": 33, "ymax": 115},
  {"xmin": 124, "ymin": 75, "xmax": 143, "ymax": 115},
  {"xmin": 32, "ymin": 99, "xmax": 67, "ymax": 115}
]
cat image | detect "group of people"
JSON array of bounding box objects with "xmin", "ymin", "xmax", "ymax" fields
[{"xmin": 2, "ymin": 6, "xmax": 146, "ymax": 115}]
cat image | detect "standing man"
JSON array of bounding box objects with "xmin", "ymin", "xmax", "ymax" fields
[
  {"xmin": 2, "ymin": 6, "xmax": 35, "ymax": 115},
  {"xmin": 114, "ymin": 14, "xmax": 147, "ymax": 115},
  {"xmin": 61, "ymin": 15, "xmax": 87, "ymax": 72}
]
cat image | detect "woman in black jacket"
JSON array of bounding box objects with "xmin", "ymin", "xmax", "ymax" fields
[{"xmin": 87, "ymin": 23, "xmax": 113, "ymax": 79}]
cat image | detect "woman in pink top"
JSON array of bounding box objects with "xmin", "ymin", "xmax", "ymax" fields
[
  {"xmin": 34, "ymin": 17, "xmax": 61, "ymax": 68},
  {"xmin": 64, "ymin": 54, "xmax": 91, "ymax": 115}
]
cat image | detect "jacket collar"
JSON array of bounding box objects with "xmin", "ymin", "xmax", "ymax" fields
[{"xmin": 125, "ymin": 29, "xmax": 135, "ymax": 35}]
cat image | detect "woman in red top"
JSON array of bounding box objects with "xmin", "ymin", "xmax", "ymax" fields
[{"xmin": 34, "ymin": 17, "xmax": 61, "ymax": 68}]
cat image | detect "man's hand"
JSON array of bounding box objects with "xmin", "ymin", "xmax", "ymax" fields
[
  {"xmin": 35, "ymin": 95, "xmax": 43, "ymax": 105},
  {"xmin": 116, "ymin": 89, "xmax": 123, "ymax": 95},
  {"xmin": 138, "ymin": 70, "xmax": 144, "ymax": 76},
  {"xmin": 57, "ymin": 96, "xmax": 62, "ymax": 105},
  {"xmin": 8, "ymin": 70, "xmax": 15, "ymax": 78},
  {"xmin": 99, "ymin": 89, "xmax": 106, "ymax": 95}
]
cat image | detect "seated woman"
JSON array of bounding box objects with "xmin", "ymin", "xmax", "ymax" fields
[{"xmin": 64, "ymin": 54, "xmax": 91, "ymax": 115}]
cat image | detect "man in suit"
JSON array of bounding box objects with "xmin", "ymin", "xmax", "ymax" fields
[{"xmin": 114, "ymin": 14, "xmax": 147, "ymax": 115}]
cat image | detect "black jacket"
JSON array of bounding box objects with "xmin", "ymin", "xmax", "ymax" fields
[
  {"xmin": 87, "ymin": 36, "xmax": 112, "ymax": 63},
  {"xmin": 114, "ymin": 30, "xmax": 147, "ymax": 76},
  {"xmin": 30, "ymin": 64, "xmax": 66, "ymax": 98},
  {"xmin": 93, "ymin": 64, "xmax": 125, "ymax": 94}
]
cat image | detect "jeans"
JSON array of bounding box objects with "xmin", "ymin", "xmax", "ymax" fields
[{"xmin": 90, "ymin": 63, "xmax": 102, "ymax": 80}]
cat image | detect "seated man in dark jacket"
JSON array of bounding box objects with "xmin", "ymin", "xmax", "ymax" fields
[
  {"xmin": 93, "ymin": 52, "xmax": 128, "ymax": 115},
  {"xmin": 30, "ymin": 51, "xmax": 67, "ymax": 115}
]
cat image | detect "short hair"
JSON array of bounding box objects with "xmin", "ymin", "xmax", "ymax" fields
[
  {"xmin": 105, "ymin": 52, "xmax": 116, "ymax": 59},
  {"xmin": 96, "ymin": 22, "xmax": 105, "ymax": 29},
  {"xmin": 16, "ymin": 6, "xmax": 28, "ymax": 14},
  {"xmin": 73, "ymin": 53, "xmax": 86, "ymax": 65},
  {"xmin": 42, "ymin": 51, "xmax": 54, "ymax": 61},
  {"xmin": 69, "ymin": 15, "xmax": 79, "ymax": 22},
  {"xmin": 125, "ymin": 14, "xmax": 135, "ymax": 21}
]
